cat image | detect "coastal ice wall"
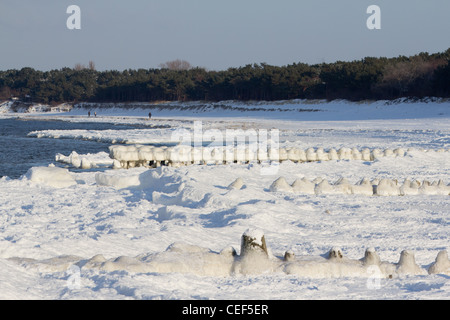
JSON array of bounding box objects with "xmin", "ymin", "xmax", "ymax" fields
[{"xmin": 107, "ymin": 145, "xmax": 449, "ymax": 169}]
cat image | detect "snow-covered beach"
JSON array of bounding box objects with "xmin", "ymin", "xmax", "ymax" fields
[{"xmin": 0, "ymin": 99, "xmax": 449, "ymax": 300}]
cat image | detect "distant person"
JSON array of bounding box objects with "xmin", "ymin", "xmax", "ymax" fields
[
  {"xmin": 88, "ymin": 111, "xmax": 91, "ymax": 117},
  {"xmin": 148, "ymin": 112, "xmax": 152, "ymax": 119},
  {"xmin": 94, "ymin": 112, "xmax": 97, "ymax": 117}
]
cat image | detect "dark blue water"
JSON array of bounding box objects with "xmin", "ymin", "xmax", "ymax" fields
[{"xmin": 0, "ymin": 118, "xmax": 137, "ymax": 179}]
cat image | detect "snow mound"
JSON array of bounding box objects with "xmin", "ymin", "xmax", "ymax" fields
[
  {"xmin": 8, "ymin": 255, "xmax": 82, "ymax": 273},
  {"xmin": 22, "ymin": 166, "xmax": 76, "ymax": 188},
  {"xmin": 228, "ymin": 177, "xmax": 245, "ymax": 190},
  {"xmin": 95, "ymin": 167, "xmax": 180, "ymax": 191},
  {"xmin": 269, "ymin": 177, "xmax": 293, "ymax": 192},
  {"xmin": 94, "ymin": 168, "xmax": 211, "ymax": 208}
]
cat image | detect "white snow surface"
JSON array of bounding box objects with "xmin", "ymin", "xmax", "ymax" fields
[{"xmin": 0, "ymin": 99, "xmax": 449, "ymax": 300}]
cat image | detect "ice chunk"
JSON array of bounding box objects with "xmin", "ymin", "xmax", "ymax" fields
[
  {"xmin": 419, "ymin": 180, "xmax": 449, "ymax": 195},
  {"xmin": 384, "ymin": 148, "xmax": 394, "ymax": 157},
  {"xmin": 395, "ymin": 250, "xmax": 427, "ymax": 275},
  {"xmin": 316, "ymin": 148, "xmax": 329, "ymax": 161},
  {"xmin": 306, "ymin": 148, "xmax": 317, "ymax": 162},
  {"xmin": 278, "ymin": 148, "xmax": 288, "ymax": 162},
  {"xmin": 361, "ymin": 148, "xmax": 371, "ymax": 161},
  {"xmin": 375, "ymin": 179, "xmax": 400, "ymax": 196},
  {"xmin": 95, "ymin": 170, "xmax": 142, "ymax": 189},
  {"xmin": 352, "ymin": 178, "xmax": 374, "ymax": 196},
  {"xmin": 286, "ymin": 148, "xmax": 299, "ymax": 162},
  {"xmin": 371, "ymin": 148, "xmax": 384, "ymax": 160},
  {"xmin": 314, "ymin": 179, "xmax": 338, "ymax": 195},
  {"xmin": 327, "ymin": 247, "xmax": 344, "ymax": 261},
  {"xmin": 361, "ymin": 247, "xmax": 381, "ymax": 266},
  {"xmin": 334, "ymin": 177, "xmax": 353, "ymax": 195},
  {"xmin": 394, "ymin": 148, "xmax": 406, "ymax": 157},
  {"xmin": 338, "ymin": 147, "xmax": 352, "ymax": 160},
  {"xmin": 328, "ymin": 148, "xmax": 339, "ymax": 160},
  {"xmin": 428, "ymin": 250, "xmax": 450, "ymax": 275},
  {"xmin": 80, "ymin": 158, "xmax": 92, "ymax": 169},
  {"xmin": 351, "ymin": 148, "xmax": 362, "ymax": 160},
  {"xmin": 23, "ymin": 166, "xmax": 76, "ymax": 188},
  {"xmin": 291, "ymin": 178, "xmax": 315, "ymax": 194}
]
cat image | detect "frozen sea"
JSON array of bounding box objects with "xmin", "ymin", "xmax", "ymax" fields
[{"xmin": 0, "ymin": 99, "xmax": 449, "ymax": 303}]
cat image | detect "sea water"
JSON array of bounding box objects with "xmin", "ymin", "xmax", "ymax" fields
[{"xmin": 0, "ymin": 118, "xmax": 136, "ymax": 179}]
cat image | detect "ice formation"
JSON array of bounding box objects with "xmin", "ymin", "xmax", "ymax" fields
[
  {"xmin": 351, "ymin": 178, "xmax": 374, "ymax": 196},
  {"xmin": 235, "ymin": 229, "xmax": 276, "ymax": 275},
  {"xmin": 240, "ymin": 229, "xmax": 268, "ymax": 257},
  {"xmin": 94, "ymin": 167, "xmax": 181, "ymax": 191},
  {"xmin": 291, "ymin": 178, "xmax": 316, "ymax": 194},
  {"xmin": 395, "ymin": 250, "xmax": 427, "ymax": 275},
  {"xmin": 56, "ymin": 151, "xmax": 113, "ymax": 169},
  {"xmin": 428, "ymin": 250, "xmax": 450, "ymax": 275},
  {"xmin": 333, "ymin": 177, "xmax": 353, "ymax": 195},
  {"xmin": 314, "ymin": 179, "xmax": 339, "ymax": 195},
  {"xmin": 327, "ymin": 247, "xmax": 344, "ymax": 261},
  {"xmin": 56, "ymin": 151, "xmax": 82, "ymax": 168},
  {"xmin": 106, "ymin": 145, "xmax": 447, "ymax": 169},
  {"xmin": 9, "ymin": 230, "xmax": 446, "ymax": 280},
  {"xmin": 22, "ymin": 166, "xmax": 76, "ymax": 188},
  {"xmin": 361, "ymin": 247, "xmax": 381, "ymax": 266},
  {"xmin": 269, "ymin": 177, "xmax": 293, "ymax": 193},
  {"xmin": 270, "ymin": 177, "xmax": 449, "ymax": 196},
  {"xmin": 228, "ymin": 177, "xmax": 245, "ymax": 190},
  {"xmin": 375, "ymin": 179, "xmax": 401, "ymax": 196},
  {"xmin": 95, "ymin": 170, "xmax": 143, "ymax": 189}
]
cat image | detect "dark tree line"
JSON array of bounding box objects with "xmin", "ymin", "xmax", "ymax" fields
[{"xmin": 1, "ymin": 49, "xmax": 450, "ymax": 105}]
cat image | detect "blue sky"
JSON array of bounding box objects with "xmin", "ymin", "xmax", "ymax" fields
[{"xmin": 1, "ymin": 0, "xmax": 449, "ymax": 71}]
